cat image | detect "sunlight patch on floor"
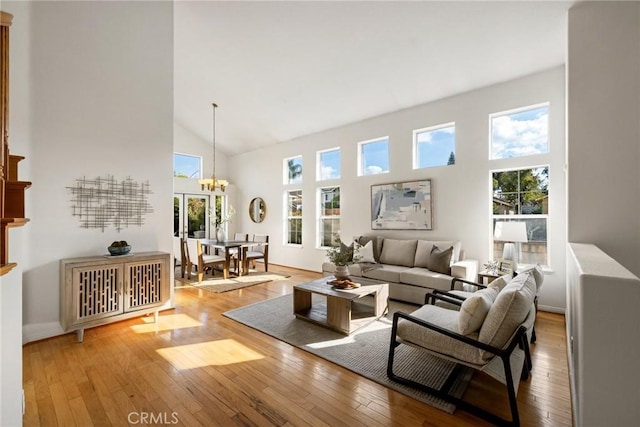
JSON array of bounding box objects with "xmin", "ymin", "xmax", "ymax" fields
[
  {"xmin": 156, "ymin": 339, "xmax": 265, "ymax": 369},
  {"xmin": 130, "ymin": 313, "xmax": 202, "ymax": 333},
  {"xmin": 306, "ymin": 320, "xmax": 390, "ymax": 349}
]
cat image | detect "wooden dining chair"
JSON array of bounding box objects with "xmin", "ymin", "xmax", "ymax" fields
[
  {"xmin": 230, "ymin": 232, "xmax": 248, "ymax": 275},
  {"xmin": 173, "ymin": 236, "xmax": 185, "ymax": 278},
  {"xmin": 184, "ymin": 238, "xmax": 226, "ymax": 282}
]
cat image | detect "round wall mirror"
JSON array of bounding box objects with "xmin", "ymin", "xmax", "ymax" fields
[{"xmin": 249, "ymin": 197, "xmax": 266, "ymax": 223}]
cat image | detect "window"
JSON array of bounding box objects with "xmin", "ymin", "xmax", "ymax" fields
[
  {"xmin": 317, "ymin": 148, "xmax": 341, "ymax": 181},
  {"xmin": 490, "ymin": 104, "xmax": 549, "ymax": 159},
  {"xmin": 413, "ymin": 123, "xmax": 456, "ymax": 169},
  {"xmin": 286, "ymin": 190, "xmax": 303, "ymax": 245},
  {"xmin": 358, "ymin": 137, "xmax": 389, "ymax": 176},
  {"xmin": 492, "ymin": 167, "xmax": 549, "ymax": 265},
  {"xmin": 173, "ymin": 153, "xmax": 201, "ymax": 179},
  {"xmin": 318, "ymin": 187, "xmax": 340, "ymax": 247},
  {"xmin": 284, "ymin": 156, "xmax": 303, "ymax": 185}
]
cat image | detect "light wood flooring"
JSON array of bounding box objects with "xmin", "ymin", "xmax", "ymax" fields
[{"xmin": 23, "ymin": 265, "xmax": 573, "ymax": 426}]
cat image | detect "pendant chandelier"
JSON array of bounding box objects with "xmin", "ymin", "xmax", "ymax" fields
[{"xmin": 199, "ymin": 102, "xmax": 229, "ymax": 192}]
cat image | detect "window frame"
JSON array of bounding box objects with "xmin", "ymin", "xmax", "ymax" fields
[
  {"xmin": 316, "ymin": 147, "xmax": 341, "ymax": 181},
  {"xmin": 285, "ymin": 189, "xmax": 303, "ymax": 246},
  {"xmin": 357, "ymin": 136, "xmax": 390, "ymax": 176},
  {"xmin": 412, "ymin": 122, "xmax": 456, "ymax": 169},
  {"xmin": 283, "ymin": 155, "xmax": 303, "ymax": 185},
  {"xmin": 489, "ymin": 102, "xmax": 550, "ymax": 160},
  {"xmin": 317, "ymin": 186, "xmax": 340, "ymax": 249},
  {"xmin": 490, "ymin": 165, "xmax": 550, "ymax": 267},
  {"xmin": 173, "ymin": 152, "xmax": 202, "ymax": 179}
]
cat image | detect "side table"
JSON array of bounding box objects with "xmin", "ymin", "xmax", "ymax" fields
[{"xmin": 477, "ymin": 270, "xmax": 503, "ymax": 285}]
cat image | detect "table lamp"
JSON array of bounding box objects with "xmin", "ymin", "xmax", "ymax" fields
[{"xmin": 494, "ymin": 222, "xmax": 528, "ymax": 271}]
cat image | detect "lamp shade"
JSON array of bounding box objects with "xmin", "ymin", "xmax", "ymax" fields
[{"xmin": 494, "ymin": 222, "xmax": 528, "ymax": 243}]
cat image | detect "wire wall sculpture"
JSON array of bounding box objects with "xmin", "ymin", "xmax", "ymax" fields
[{"xmin": 67, "ymin": 176, "xmax": 153, "ymax": 232}]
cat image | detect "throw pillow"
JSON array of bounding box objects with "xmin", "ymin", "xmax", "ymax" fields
[
  {"xmin": 355, "ymin": 235, "xmax": 383, "ymax": 263},
  {"xmin": 458, "ymin": 287, "xmax": 499, "ymax": 335},
  {"xmin": 488, "ymin": 274, "xmax": 510, "ymax": 292},
  {"xmin": 428, "ymin": 245, "xmax": 453, "ymax": 275},
  {"xmin": 339, "ymin": 241, "xmax": 353, "ymax": 263},
  {"xmin": 353, "ymin": 240, "xmax": 375, "ymax": 263},
  {"xmin": 519, "ymin": 264, "xmax": 544, "ymax": 291}
]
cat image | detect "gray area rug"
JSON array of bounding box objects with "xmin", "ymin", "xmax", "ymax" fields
[
  {"xmin": 177, "ymin": 272, "xmax": 290, "ymax": 293},
  {"xmin": 223, "ymin": 294, "xmax": 473, "ymax": 413}
]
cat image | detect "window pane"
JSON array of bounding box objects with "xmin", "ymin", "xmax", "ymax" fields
[
  {"xmin": 493, "ymin": 218, "xmax": 548, "ymax": 265},
  {"xmin": 319, "ymin": 218, "xmax": 340, "ymax": 247},
  {"xmin": 415, "ymin": 124, "xmax": 455, "ymax": 168},
  {"xmin": 285, "ymin": 156, "xmax": 303, "ymax": 184},
  {"xmin": 287, "ymin": 190, "xmax": 303, "ymax": 245},
  {"xmin": 174, "ymin": 153, "xmax": 201, "ymax": 179},
  {"xmin": 318, "ymin": 149, "xmax": 341, "ymax": 180},
  {"xmin": 491, "ymin": 105, "xmax": 549, "ymax": 159},
  {"xmin": 186, "ymin": 196, "xmax": 206, "ymax": 238},
  {"xmin": 493, "ymin": 167, "xmax": 548, "ymax": 215},
  {"xmin": 359, "ymin": 138, "xmax": 389, "ymax": 176},
  {"xmin": 320, "ymin": 187, "xmax": 340, "ymax": 216}
]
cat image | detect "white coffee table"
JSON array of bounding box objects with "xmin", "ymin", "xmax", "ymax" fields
[{"xmin": 293, "ymin": 276, "xmax": 389, "ymax": 335}]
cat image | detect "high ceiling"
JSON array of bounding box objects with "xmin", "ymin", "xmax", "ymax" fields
[{"xmin": 174, "ymin": 1, "xmax": 572, "ymax": 156}]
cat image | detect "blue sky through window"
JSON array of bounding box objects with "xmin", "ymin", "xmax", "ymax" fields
[
  {"xmin": 318, "ymin": 149, "xmax": 340, "ymax": 180},
  {"xmin": 491, "ymin": 105, "xmax": 549, "ymax": 159},
  {"xmin": 361, "ymin": 138, "xmax": 389, "ymax": 175},
  {"xmin": 174, "ymin": 153, "xmax": 201, "ymax": 178},
  {"xmin": 415, "ymin": 125, "xmax": 455, "ymax": 168}
]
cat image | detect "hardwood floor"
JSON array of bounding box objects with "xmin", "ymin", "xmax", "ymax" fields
[{"xmin": 23, "ymin": 265, "xmax": 573, "ymax": 426}]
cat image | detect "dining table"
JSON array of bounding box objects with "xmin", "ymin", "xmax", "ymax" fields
[{"xmin": 199, "ymin": 239, "xmax": 267, "ymax": 279}]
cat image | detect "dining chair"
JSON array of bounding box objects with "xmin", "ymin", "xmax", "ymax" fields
[
  {"xmin": 173, "ymin": 236, "xmax": 185, "ymax": 278},
  {"xmin": 246, "ymin": 234, "xmax": 269, "ymax": 272},
  {"xmin": 184, "ymin": 238, "xmax": 227, "ymax": 282},
  {"xmin": 229, "ymin": 233, "xmax": 248, "ymax": 275}
]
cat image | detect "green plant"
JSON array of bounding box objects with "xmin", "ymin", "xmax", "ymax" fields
[
  {"xmin": 326, "ymin": 235, "xmax": 354, "ymax": 266},
  {"xmin": 110, "ymin": 240, "xmax": 129, "ymax": 247}
]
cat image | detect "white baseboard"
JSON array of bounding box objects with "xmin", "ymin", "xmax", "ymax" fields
[
  {"xmin": 22, "ymin": 322, "xmax": 65, "ymax": 344},
  {"xmin": 538, "ymin": 304, "xmax": 565, "ymax": 314}
]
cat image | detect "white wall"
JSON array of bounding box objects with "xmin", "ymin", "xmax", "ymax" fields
[
  {"xmin": 8, "ymin": 1, "xmax": 174, "ymax": 344},
  {"xmin": 567, "ymin": 1, "xmax": 640, "ymax": 277},
  {"xmin": 230, "ymin": 67, "xmax": 567, "ymax": 311}
]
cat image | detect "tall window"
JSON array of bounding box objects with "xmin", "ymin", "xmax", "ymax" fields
[
  {"xmin": 317, "ymin": 148, "xmax": 341, "ymax": 181},
  {"xmin": 490, "ymin": 103, "xmax": 549, "ymax": 160},
  {"xmin": 318, "ymin": 187, "xmax": 340, "ymax": 247},
  {"xmin": 286, "ymin": 190, "xmax": 303, "ymax": 245},
  {"xmin": 173, "ymin": 153, "xmax": 201, "ymax": 179},
  {"xmin": 413, "ymin": 123, "xmax": 456, "ymax": 169},
  {"xmin": 284, "ymin": 155, "xmax": 303, "ymax": 184},
  {"xmin": 358, "ymin": 137, "xmax": 389, "ymax": 176},
  {"xmin": 492, "ymin": 167, "xmax": 549, "ymax": 265}
]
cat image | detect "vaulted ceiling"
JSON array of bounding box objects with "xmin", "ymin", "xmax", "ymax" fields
[{"xmin": 174, "ymin": 1, "xmax": 572, "ymax": 156}]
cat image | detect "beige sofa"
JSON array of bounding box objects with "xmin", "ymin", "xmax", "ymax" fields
[{"xmin": 322, "ymin": 235, "xmax": 478, "ymax": 305}]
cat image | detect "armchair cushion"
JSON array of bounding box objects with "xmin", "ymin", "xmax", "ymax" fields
[
  {"xmin": 379, "ymin": 239, "xmax": 418, "ymax": 267},
  {"xmin": 519, "ymin": 264, "xmax": 544, "ymax": 291},
  {"xmin": 428, "ymin": 245, "xmax": 453, "ymax": 275},
  {"xmin": 479, "ymin": 271, "xmax": 536, "ymax": 353},
  {"xmin": 397, "ymin": 305, "xmax": 484, "ymax": 365},
  {"xmin": 458, "ymin": 287, "xmax": 499, "ymax": 335},
  {"xmin": 487, "ymin": 274, "xmax": 510, "ymax": 292}
]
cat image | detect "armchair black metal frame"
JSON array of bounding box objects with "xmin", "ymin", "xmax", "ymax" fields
[{"xmin": 387, "ymin": 292, "xmax": 531, "ymax": 427}]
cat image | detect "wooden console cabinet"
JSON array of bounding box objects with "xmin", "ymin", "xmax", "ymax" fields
[{"xmin": 60, "ymin": 252, "xmax": 170, "ymax": 342}]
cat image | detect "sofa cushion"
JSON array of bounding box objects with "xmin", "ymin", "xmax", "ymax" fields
[
  {"xmin": 379, "ymin": 239, "xmax": 418, "ymax": 267},
  {"xmin": 397, "ymin": 304, "xmax": 484, "ymax": 365},
  {"xmin": 428, "ymin": 245, "xmax": 453, "ymax": 275},
  {"xmin": 399, "ymin": 268, "xmax": 453, "ymax": 292},
  {"xmin": 414, "ymin": 240, "xmax": 462, "ymax": 268},
  {"xmin": 487, "ymin": 274, "xmax": 510, "ymax": 292},
  {"xmin": 353, "ymin": 240, "xmax": 375, "ymax": 263},
  {"xmin": 362, "ymin": 264, "xmax": 411, "ymax": 283},
  {"xmin": 479, "ymin": 271, "xmax": 536, "ymax": 353},
  {"xmin": 355, "ymin": 235, "xmax": 384, "ymax": 263},
  {"xmin": 519, "ymin": 264, "xmax": 544, "ymax": 291},
  {"xmin": 458, "ymin": 287, "xmax": 499, "ymax": 335}
]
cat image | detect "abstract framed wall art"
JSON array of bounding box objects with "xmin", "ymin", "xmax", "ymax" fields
[{"xmin": 371, "ymin": 180, "xmax": 432, "ymax": 230}]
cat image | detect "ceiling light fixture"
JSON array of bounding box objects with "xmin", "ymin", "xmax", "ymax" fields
[{"xmin": 199, "ymin": 102, "xmax": 229, "ymax": 192}]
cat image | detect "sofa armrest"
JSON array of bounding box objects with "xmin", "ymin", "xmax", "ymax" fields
[{"xmin": 451, "ymin": 259, "xmax": 478, "ymax": 282}]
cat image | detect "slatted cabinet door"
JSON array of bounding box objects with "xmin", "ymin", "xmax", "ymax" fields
[
  {"xmin": 72, "ymin": 263, "xmax": 124, "ymax": 327},
  {"xmin": 125, "ymin": 259, "xmax": 165, "ymax": 311}
]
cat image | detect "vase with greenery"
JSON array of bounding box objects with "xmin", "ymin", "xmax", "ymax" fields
[
  {"xmin": 210, "ymin": 205, "xmax": 236, "ymax": 242},
  {"xmin": 326, "ymin": 235, "xmax": 355, "ymax": 280}
]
